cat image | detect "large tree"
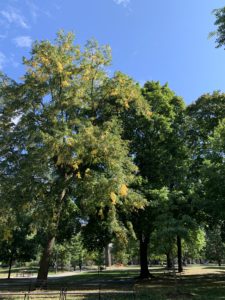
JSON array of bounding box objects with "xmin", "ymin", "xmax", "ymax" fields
[
  {"xmin": 124, "ymin": 81, "xmax": 188, "ymax": 277},
  {"xmin": 0, "ymin": 32, "xmax": 148, "ymax": 282}
]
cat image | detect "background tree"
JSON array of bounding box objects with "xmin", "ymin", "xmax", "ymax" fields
[
  {"xmin": 182, "ymin": 228, "xmax": 206, "ymax": 264},
  {"xmin": 205, "ymin": 226, "xmax": 225, "ymax": 266},
  {"xmin": 0, "ymin": 214, "xmax": 37, "ymax": 279},
  {"xmin": 202, "ymin": 119, "xmax": 225, "ymax": 228},
  {"xmin": 186, "ymin": 93, "xmax": 225, "ymax": 251},
  {"xmin": 123, "ymin": 81, "xmax": 188, "ymax": 277}
]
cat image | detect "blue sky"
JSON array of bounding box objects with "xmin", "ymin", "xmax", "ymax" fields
[{"xmin": 0, "ymin": 0, "xmax": 224, "ymax": 104}]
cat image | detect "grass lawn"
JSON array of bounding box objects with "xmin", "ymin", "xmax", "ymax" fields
[{"xmin": 0, "ymin": 264, "xmax": 225, "ymax": 299}]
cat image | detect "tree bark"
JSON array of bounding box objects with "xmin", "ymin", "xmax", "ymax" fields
[
  {"xmin": 177, "ymin": 235, "xmax": 183, "ymax": 273},
  {"xmin": 139, "ymin": 236, "xmax": 151, "ymax": 278},
  {"xmin": 36, "ymin": 185, "xmax": 68, "ymax": 284},
  {"xmin": 166, "ymin": 252, "xmax": 173, "ymax": 270},
  {"xmin": 8, "ymin": 254, "xmax": 13, "ymax": 279},
  {"xmin": 37, "ymin": 235, "xmax": 55, "ymax": 285},
  {"xmin": 105, "ymin": 244, "xmax": 112, "ymax": 267}
]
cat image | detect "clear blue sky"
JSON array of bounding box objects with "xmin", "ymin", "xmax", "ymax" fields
[{"xmin": 0, "ymin": 0, "xmax": 224, "ymax": 104}]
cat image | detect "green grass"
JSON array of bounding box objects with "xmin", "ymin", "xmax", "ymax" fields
[{"xmin": 0, "ymin": 265, "xmax": 225, "ymax": 299}]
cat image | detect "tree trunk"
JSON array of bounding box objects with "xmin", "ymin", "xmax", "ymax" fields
[
  {"xmin": 37, "ymin": 236, "xmax": 55, "ymax": 285},
  {"xmin": 139, "ymin": 236, "xmax": 151, "ymax": 278},
  {"xmin": 37, "ymin": 186, "xmax": 67, "ymax": 284},
  {"xmin": 218, "ymin": 259, "xmax": 221, "ymax": 267},
  {"xmin": 177, "ymin": 235, "xmax": 183, "ymax": 273},
  {"xmin": 166, "ymin": 252, "xmax": 173, "ymax": 270},
  {"xmin": 105, "ymin": 244, "xmax": 112, "ymax": 267},
  {"xmin": 7, "ymin": 255, "xmax": 13, "ymax": 279}
]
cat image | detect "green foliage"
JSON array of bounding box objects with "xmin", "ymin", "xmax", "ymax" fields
[
  {"xmin": 212, "ymin": 7, "xmax": 225, "ymax": 49},
  {"xmin": 127, "ymin": 81, "xmax": 188, "ymax": 235},
  {"xmin": 82, "ymin": 218, "xmax": 113, "ymax": 252},
  {"xmin": 0, "ymin": 215, "xmax": 37, "ymax": 265},
  {"xmin": 2, "ymin": 23, "xmax": 225, "ymax": 278},
  {"xmin": 205, "ymin": 226, "xmax": 225, "ymax": 265},
  {"xmin": 183, "ymin": 228, "xmax": 206, "ymax": 259},
  {"xmin": 186, "ymin": 92, "xmax": 225, "ymax": 160},
  {"xmin": 0, "ymin": 32, "xmax": 149, "ymax": 278},
  {"xmin": 202, "ymin": 119, "xmax": 225, "ymax": 221},
  {"xmin": 186, "ymin": 93, "xmax": 225, "ymax": 224},
  {"xmin": 51, "ymin": 234, "xmax": 85, "ymax": 269}
]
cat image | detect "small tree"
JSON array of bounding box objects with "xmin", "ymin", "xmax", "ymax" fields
[{"xmin": 0, "ymin": 219, "xmax": 37, "ymax": 279}]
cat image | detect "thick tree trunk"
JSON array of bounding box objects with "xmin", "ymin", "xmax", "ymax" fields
[
  {"xmin": 218, "ymin": 259, "xmax": 221, "ymax": 267},
  {"xmin": 177, "ymin": 235, "xmax": 183, "ymax": 273},
  {"xmin": 8, "ymin": 255, "xmax": 13, "ymax": 279},
  {"xmin": 37, "ymin": 186, "xmax": 67, "ymax": 284},
  {"xmin": 139, "ymin": 236, "xmax": 151, "ymax": 278},
  {"xmin": 37, "ymin": 236, "xmax": 55, "ymax": 284},
  {"xmin": 166, "ymin": 252, "xmax": 173, "ymax": 270}
]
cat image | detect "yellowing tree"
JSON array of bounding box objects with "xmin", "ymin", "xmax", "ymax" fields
[{"xmin": 0, "ymin": 32, "xmax": 149, "ymax": 283}]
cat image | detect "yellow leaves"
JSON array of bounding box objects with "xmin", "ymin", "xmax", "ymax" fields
[
  {"xmin": 57, "ymin": 61, "xmax": 63, "ymax": 73},
  {"xmin": 110, "ymin": 192, "xmax": 117, "ymax": 205},
  {"xmin": 76, "ymin": 172, "xmax": 81, "ymax": 179},
  {"xmin": 76, "ymin": 88, "xmax": 85, "ymax": 98},
  {"xmin": 56, "ymin": 154, "xmax": 64, "ymax": 165},
  {"xmin": 103, "ymin": 146, "xmax": 108, "ymax": 154},
  {"xmin": 91, "ymin": 149, "xmax": 98, "ymax": 156},
  {"xmin": 40, "ymin": 56, "xmax": 49, "ymax": 65},
  {"xmin": 84, "ymin": 126, "xmax": 94, "ymax": 136},
  {"xmin": 62, "ymin": 80, "xmax": 70, "ymax": 87},
  {"xmin": 117, "ymin": 75, "xmax": 126, "ymax": 85},
  {"xmin": 3, "ymin": 229, "xmax": 12, "ymax": 241},
  {"xmin": 65, "ymin": 71, "xmax": 72, "ymax": 76},
  {"xmin": 72, "ymin": 162, "xmax": 79, "ymax": 170},
  {"xmin": 98, "ymin": 208, "xmax": 104, "ymax": 219},
  {"xmin": 147, "ymin": 111, "xmax": 153, "ymax": 117},
  {"xmin": 110, "ymin": 90, "xmax": 118, "ymax": 97},
  {"xmin": 100, "ymin": 134, "xmax": 106, "ymax": 140},
  {"xmin": 129, "ymin": 89, "xmax": 139, "ymax": 100},
  {"xmin": 81, "ymin": 67, "xmax": 96, "ymax": 81},
  {"xmin": 124, "ymin": 100, "xmax": 130, "ymax": 109},
  {"xmin": 85, "ymin": 168, "xmax": 91, "ymax": 177},
  {"xmin": 63, "ymin": 42, "xmax": 70, "ymax": 51},
  {"xmin": 119, "ymin": 184, "xmax": 128, "ymax": 197},
  {"xmin": 38, "ymin": 74, "xmax": 49, "ymax": 82},
  {"xmin": 66, "ymin": 137, "xmax": 74, "ymax": 147},
  {"xmin": 72, "ymin": 159, "xmax": 82, "ymax": 171},
  {"xmin": 133, "ymin": 201, "xmax": 145, "ymax": 210},
  {"xmin": 31, "ymin": 61, "xmax": 38, "ymax": 68},
  {"xmin": 110, "ymin": 184, "xmax": 128, "ymax": 205},
  {"xmin": 29, "ymin": 71, "xmax": 36, "ymax": 78}
]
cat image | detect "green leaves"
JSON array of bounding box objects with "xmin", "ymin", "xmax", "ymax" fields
[
  {"xmin": 0, "ymin": 32, "xmax": 150, "ymax": 264},
  {"xmin": 212, "ymin": 7, "xmax": 225, "ymax": 49}
]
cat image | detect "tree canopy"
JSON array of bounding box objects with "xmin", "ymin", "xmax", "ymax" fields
[{"xmin": 1, "ymin": 13, "xmax": 225, "ymax": 281}]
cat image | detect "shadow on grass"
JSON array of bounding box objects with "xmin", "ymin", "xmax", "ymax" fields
[
  {"xmin": 0, "ymin": 267, "xmax": 39, "ymax": 275},
  {"xmin": 1, "ymin": 268, "xmax": 225, "ymax": 299}
]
